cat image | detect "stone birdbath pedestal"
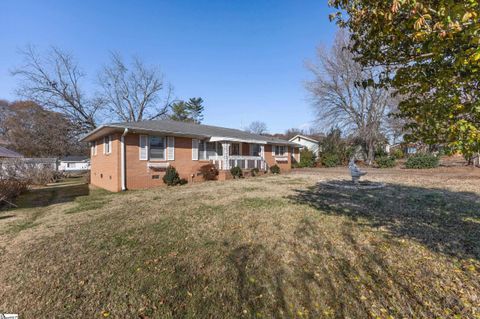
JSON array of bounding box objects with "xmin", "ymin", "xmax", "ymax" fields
[
  {"xmin": 320, "ymin": 158, "xmax": 385, "ymax": 190},
  {"xmin": 348, "ymin": 158, "xmax": 367, "ymax": 184}
]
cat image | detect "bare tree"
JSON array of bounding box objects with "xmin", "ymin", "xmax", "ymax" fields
[
  {"xmin": 99, "ymin": 53, "xmax": 172, "ymax": 122},
  {"xmin": 306, "ymin": 32, "xmax": 395, "ymax": 164},
  {"xmin": 245, "ymin": 121, "xmax": 268, "ymax": 135},
  {"xmin": 12, "ymin": 45, "xmax": 102, "ymax": 132}
]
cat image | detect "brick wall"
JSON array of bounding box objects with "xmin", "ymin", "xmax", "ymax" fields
[
  {"xmin": 125, "ymin": 134, "xmax": 209, "ymax": 190},
  {"xmin": 90, "ymin": 134, "xmax": 121, "ymax": 192},
  {"xmin": 264, "ymin": 144, "xmax": 292, "ymax": 172}
]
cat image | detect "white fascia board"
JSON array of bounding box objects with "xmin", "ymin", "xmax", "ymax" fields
[{"xmin": 289, "ymin": 135, "xmax": 319, "ymax": 144}]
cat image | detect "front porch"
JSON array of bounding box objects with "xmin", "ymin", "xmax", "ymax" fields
[{"xmin": 199, "ymin": 140, "xmax": 268, "ymax": 171}]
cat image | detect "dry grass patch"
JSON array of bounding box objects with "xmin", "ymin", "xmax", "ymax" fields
[{"xmin": 0, "ymin": 171, "xmax": 479, "ymax": 318}]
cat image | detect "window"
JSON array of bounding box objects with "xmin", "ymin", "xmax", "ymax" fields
[
  {"xmin": 104, "ymin": 136, "xmax": 111, "ymax": 154},
  {"xmin": 250, "ymin": 144, "xmax": 261, "ymax": 157},
  {"xmin": 275, "ymin": 145, "xmax": 286, "ymax": 156},
  {"xmin": 230, "ymin": 143, "xmax": 240, "ymax": 156},
  {"xmin": 149, "ymin": 136, "xmax": 166, "ymax": 160},
  {"xmin": 216, "ymin": 142, "xmax": 223, "ymax": 156},
  {"xmin": 91, "ymin": 141, "xmax": 97, "ymax": 156},
  {"xmin": 206, "ymin": 142, "xmax": 216, "ymax": 158},
  {"xmin": 198, "ymin": 140, "xmax": 206, "ymax": 160}
]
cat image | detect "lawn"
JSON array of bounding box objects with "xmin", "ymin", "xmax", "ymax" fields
[{"xmin": 0, "ymin": 169, "xmax": 479, "ymax": 318}]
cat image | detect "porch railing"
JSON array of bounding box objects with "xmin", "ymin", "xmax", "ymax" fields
[{"xmin": 210, "ymin": 155, "xmax": 267, "ymax": 171}]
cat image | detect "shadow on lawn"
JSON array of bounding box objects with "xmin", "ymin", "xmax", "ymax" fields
[
  {"xmin": 226, "ymin": 219, "xmax": 459, "ymax": 318},
  {"xmin": 15, "ymin": 182, "xmax": 90, "ymax": 208},
  {"xmin": 288, "ymin": 182, "xmax": 480, "ymax": 261}
]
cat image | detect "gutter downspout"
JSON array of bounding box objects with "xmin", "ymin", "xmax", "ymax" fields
[{"xmin": 121, "ymin": 128, "xmax": 128, "ymax": 191}]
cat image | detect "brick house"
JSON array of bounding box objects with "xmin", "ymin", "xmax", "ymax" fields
[{"xmin": 80, "ymin": 120, "xmax": 301, "ymax": 192}]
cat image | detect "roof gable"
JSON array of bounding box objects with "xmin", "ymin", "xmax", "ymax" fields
[
  {"xmin": 0, "ymin": 146, "xmax": 23, "ymax": 158},
  {"xmin": 289, "ymin": 135, "xmax": 320, "ymax": 144}
]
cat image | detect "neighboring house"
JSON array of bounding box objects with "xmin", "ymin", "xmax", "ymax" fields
[
  {"xmin": 21, "ymin": 158, "xmax": 58, "ymax": 170},
  {"xmin": 0, "ymin": 157, "xmax": 58, "ymax": 175},
  {"xmin": 58, "ymin": 156, "xmax": 90, "ymax": 172},
  {"xmin": 0, "ymin": 146, "xmax": 23, "ymax": 158},
  {"xmin": 80, "ymin": 120, "xmax": 301, "ymax": 192},
  {"xmin": 289, "ymin": 135, "xmax": 321, "ymax": 157}
]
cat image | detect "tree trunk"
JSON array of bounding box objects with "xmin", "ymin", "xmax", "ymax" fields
[{"xmin": 366, "ymin": 140, "xmax": 375, "ymax": 165}]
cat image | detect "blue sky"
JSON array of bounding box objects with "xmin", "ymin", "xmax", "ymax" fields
[{"xmin": 0, "ymin": 0, "xmax": 338, "ymax": 133}]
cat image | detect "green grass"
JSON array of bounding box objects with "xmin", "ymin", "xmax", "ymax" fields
[
  {"xmin": 64, "ymin": 189, "xmax": 112, "ymax": 214},
  {"xmin": 0, "ymin": 174, "xmax": 479, "ymax": 318}
]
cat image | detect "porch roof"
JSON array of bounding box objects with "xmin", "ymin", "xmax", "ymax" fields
[{"xmin": 80, "ymin": 120, "xmax": 301, "ymax": 147}]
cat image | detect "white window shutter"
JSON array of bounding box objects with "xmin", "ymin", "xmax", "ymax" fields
[
  {"xmin": 167, "ymin": 136, "xmax": 175, "ymax": 160},
  {"xmin": 272, "ymin": 145, "xmax": 275, "ymax": 156},
  {"xmin": 103, "ymin": 137, "xmax": 106, "ymax": 154},
  {"xmin": 108, "ymin": 136, "xmax": 112, "ymax": 154},
  {"xmin": 192, "ymin": 139, "xmax": 199, "ymax": 160},
  {"xmin": 139, "ymin": 135, "xmax": 148, "ymax": 160}
]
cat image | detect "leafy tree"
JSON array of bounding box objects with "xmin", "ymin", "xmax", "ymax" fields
[
  {"xmin": 0, "ymin": 100, "xmax": 87, "ymax": 157},
  {"xmin": 298, "ymin": 148, "xmax": 317, "ymax": 168},
  {"xmin": 319, "ymin": 128, "xmax": 352, "ymax": 166},
  {"xmin": 170, "ymin": 97, "xmax": 205, "ymax": 123},
  {"xmin": 245, "ymin": 121, "xmax": 268, "ymax": 135},
  {"xmin": 328, "ymin": 0, "xmax": 480, "ymax": 160}
]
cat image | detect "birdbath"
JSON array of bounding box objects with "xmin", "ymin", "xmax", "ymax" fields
[
  {"xmin": 320, "ymin": 159, "xmax": 384, "ymax": 190},
  {"xmin": 348, "ymin": 158, "xmax": 367, "ymax": 184}
]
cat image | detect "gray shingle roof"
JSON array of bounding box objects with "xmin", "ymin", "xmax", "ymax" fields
[
  {"xmin": 83, "ymin": 120, "xmax": 300, "ymax": 146},
  {"xmin": 0, "ymin": 146, "xmax": 23, "ymax": 158}
]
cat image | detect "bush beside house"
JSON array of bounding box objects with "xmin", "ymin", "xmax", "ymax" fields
[
  {"xmin": 375, "ymin": 156, "xmax": 396, "ymax": 168},
  {"xmin": 200, "ymin": 164, "xmax": 219, "ymax": 181},
  {"xmin": 297, "ymin": 149, "xmax": 317, "ymax": 168},
  {"xmin": 405, "ymin": 153, "xmax": 439, "ymax": 169},
  {"xmin": 163, "ymin": 166, "xmax": 187, "ymax": 186},
  {"xmin": 230, "ymin": 166, "xmax": 243, "ymax": 179},
  {"xmin": 270, "ymin": 164, "xmax": 280, "ymax": 174}
]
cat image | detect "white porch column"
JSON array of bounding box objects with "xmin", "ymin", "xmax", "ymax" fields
[
  {"xmin": 222, "ymin": 142, "xmax": 230, "ymax": 170},
  {"xmin": 260, "ymin": 145, "xmax": 265, "ymax": 170}
]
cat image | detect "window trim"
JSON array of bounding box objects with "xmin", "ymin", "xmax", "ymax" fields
[{"xmin": 139, "ymin": 135, "xmax": 149, "ymax": 160}]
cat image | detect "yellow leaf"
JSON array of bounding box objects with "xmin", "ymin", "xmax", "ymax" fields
[
  {"xmin": 471, "ymin": 51, "xmax": 480, "ymax": 62},
  {"xmin": 462, "ymin": 12, "xmax": 473, "ymax": 23}
]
